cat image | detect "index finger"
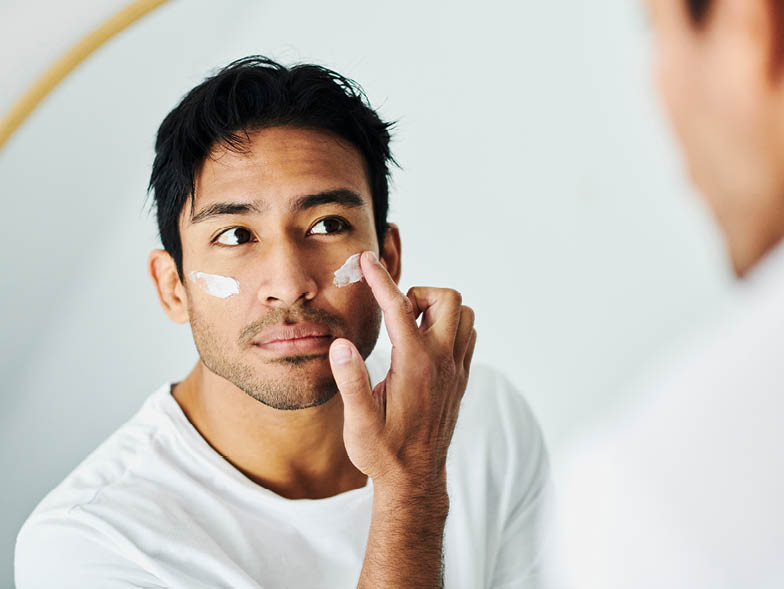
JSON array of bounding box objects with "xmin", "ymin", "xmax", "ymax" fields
[{"xmin": 360, "ymin": 250, "xmax": 421, "ymax": 348}]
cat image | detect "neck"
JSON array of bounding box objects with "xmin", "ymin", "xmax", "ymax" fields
[{"xmin": 172, "ymin": 361, "xmax": 367, "ymax": 500}]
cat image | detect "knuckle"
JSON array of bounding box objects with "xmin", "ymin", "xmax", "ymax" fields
[
  {"xmin": 446, "ymin": 289, "xmax": 463, "ymax": 307},
  {"xmin": 462, "ymin": 305, "xmax": 475, "ymax": 325},
  {"xmin": 338, "ymin": 372, "xmax": 369, "ymax": 391}
]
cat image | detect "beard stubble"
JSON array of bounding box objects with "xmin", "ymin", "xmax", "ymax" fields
[{"xmin": 188, "ymin": 296, "xmax": 382, "ymax": 411}]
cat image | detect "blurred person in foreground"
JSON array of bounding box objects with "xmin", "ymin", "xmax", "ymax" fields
[
  {"xmin": 14, "ymin": 56, "xmax": 549, "ymax": 588},
  {"xmin": 545, "ymin": 0, "xmax": 784, "ymax": 587}
]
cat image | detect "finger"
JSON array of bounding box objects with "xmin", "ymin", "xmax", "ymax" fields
[
  {"xmin": 453, "ymin": 306, "xmax": 476, "ymax": 364},
  {"xmin": 463, "ymin": 328, "xmax": 477, "ymax": 375},
  {"xmin": 408, "ymin": 287, "xmax": 463, "ymax": 351},
  {"xmin": 329, "ymin": 339, "xmax": 381, "ymax": 437},
  {"xmin": 359, "ymin": 251, "xmax": 421, "ymax": 349}
]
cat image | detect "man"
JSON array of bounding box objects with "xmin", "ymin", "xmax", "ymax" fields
[
  {"xmin": 545, "ymin": 1, "xmax": 784, "ymax": 587},
  {"xmin": 15, "ymin": 56, "xmax": 549, "ymax": 588}
]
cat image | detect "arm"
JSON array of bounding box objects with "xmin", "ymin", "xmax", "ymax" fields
[
  {"xmin": 329, "ymin": 250, "xmax": 476, "ymax": 588},
  {"xmin": 361, "ymin": 484, "xmax": 450, "ymax": 588}
]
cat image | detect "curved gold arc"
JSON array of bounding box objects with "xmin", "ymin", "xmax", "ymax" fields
[{"xmin": 0, "ymin": 0, "xmax": 170, "ymax": 151}]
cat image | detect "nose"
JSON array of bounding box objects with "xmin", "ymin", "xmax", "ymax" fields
[{"xmin": 254, "ymin": 241, "xmax": 318, "ymax": 308}]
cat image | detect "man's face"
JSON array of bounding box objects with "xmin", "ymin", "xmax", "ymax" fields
[
  {"xmin": 177, "ymin": 126, "xmax": 385, "ymax": 410},
  {"xmin": 644, "ymin": 0, "xmax": 784, "ymax": 237}
]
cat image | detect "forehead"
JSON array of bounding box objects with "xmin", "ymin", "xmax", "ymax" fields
[{"xmin": 186, "ymin": 126, "xmax": 372, "ymax": 219}]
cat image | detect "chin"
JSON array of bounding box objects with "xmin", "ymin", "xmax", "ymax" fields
[
  {"xmin": 255, "ymin": 384, "xmax": 339, "ymax": 411},
  {"xmin": 242, "ymin": 363, "xmax": 339, "ymax": 411}
]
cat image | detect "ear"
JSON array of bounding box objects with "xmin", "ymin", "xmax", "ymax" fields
[
  {"xmin": 148, "ymin": 249, "xmax": 190, "ymax": 324},
  {"xmin": 379, "ymin": 223, "xmax": 402, "ymax": 285}
]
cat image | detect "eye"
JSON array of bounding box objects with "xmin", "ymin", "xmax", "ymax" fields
[
  {"xmin": 309, "ymin": 217, "xmax": 351, "ymax": 236},
  {"xmin": 214, "ymin": 227, "xmax": 253, "ymax": 246}
]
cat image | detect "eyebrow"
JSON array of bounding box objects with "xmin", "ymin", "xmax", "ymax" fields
[{"xmin": 189, "ymin": 188, "xmax": 366, "ymax": 225}]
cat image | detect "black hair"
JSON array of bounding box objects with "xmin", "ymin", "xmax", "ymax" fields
[
  {"xmin": 687, "ymin": 0, "xmax": 712, "ymax": 23},
  {"xmin": 147, "ymin": 55, "xmax": 396, "ymax": 281}
]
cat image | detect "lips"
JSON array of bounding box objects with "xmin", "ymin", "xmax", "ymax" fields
[{"xmin": 252, "ymin": 323, "xmax": 334, "ymax": 354}]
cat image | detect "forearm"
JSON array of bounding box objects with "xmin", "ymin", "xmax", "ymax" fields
[{"xmin": 358, "ymin": 484, "xmax": 450, "ymax": 588}]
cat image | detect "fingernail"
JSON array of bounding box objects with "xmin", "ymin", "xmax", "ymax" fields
[
  {"xmin": 331, "ymin": 343, "xmax": 352, "ymax": 364},
  {"xmin": 366, "ymin": 251, "xmax": 379, "ymax": 264}
]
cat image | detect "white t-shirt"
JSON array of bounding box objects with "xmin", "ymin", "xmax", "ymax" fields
[
  {"xmin": 543, "ymin": 239, "xmax": 784, "ymax": 589},
  {"xmin": 16, "ymin": 350, "xmax": 550, "ymax": 589}
]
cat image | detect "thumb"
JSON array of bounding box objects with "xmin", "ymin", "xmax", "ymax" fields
[{"xmin": 329, "ymin": 338, "xmax": 379, "ymax": 434}]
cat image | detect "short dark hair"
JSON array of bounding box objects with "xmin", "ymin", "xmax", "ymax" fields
[
  {"xmin": 687, "ymin": 0, "xmax": 712, "ymax": 23},
  {"xmin": 147, "ymin": 55, "xmax": 396, "ymax": 280}
]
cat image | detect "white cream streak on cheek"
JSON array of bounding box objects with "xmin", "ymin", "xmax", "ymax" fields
[
  {"xmin": 188, "ymin": 271, "xmax": 241, "ymax": 298},
  {"xmin": 333, "ymin": 253, "xmax": 364, "ymax": 287}
]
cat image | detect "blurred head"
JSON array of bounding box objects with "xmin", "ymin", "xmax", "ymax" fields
[
  {"xmin": 645, "ymin": 0, "xmax": 784, "ymax": 274},
  {"xmin": 146, "ymin": 57, "xmax": 401, "ymax": 410}
]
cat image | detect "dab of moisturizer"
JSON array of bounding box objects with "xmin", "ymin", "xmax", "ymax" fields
[
  {"xmin": 189, "ymin": 271, "xmax": 240, "ymax": 299},
  {"xmin": 333, "ymin": 253, "xmax": 364, "ymax": 287}
]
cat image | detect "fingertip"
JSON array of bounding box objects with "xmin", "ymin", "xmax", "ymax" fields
[
  {"xmin": 330, "ymin": 338, "xmax": 354, "ymax": 365},
  {"xmin": 361, "ymin": 250, "xmax": 384, "ymax": 272}
]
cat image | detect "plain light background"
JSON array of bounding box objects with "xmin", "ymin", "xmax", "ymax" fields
[{"xmin": 1, "ymin": 0, "xmax": 734, "ymax": 585}]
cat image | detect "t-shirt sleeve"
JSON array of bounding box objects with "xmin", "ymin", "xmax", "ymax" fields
[
  {"xmin": 15, "ymin": 512, "xmax": 165, "ymax": 589},
  {"xmin": 489, "ymin": 374, "xmax": 553, "ymax": 589}
]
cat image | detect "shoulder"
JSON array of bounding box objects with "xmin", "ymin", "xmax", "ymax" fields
[
  {"xmin": 446, "ymin": 363, "xmax": 552, "ymax": 586},
  {"xmin": 457, "ymin": 362, "xmax": 547, "ymax": 462},
  {"xmin": 16, "ymin": 384, "xmax": 175, "ymax": 580},
  {"xmin": 449, "ymin": 361, "xmax": 550, "ymax": 514},
  {"xmin": 15, "ymin": 384, "xmax": 175, "ymax": 587},
  {"xmin": 15, "ymin": 505, "xmax": 163, "ymax": 588},
  {"xmin": 29, "ymin": 385, "xmax": 170, "ymax": 515},
  {"xmin": 543, "ymin": 262, "xmax": 784, "ymax": 588},
  {"xmin": 455, "ymin": 362, "xmax": 551, "ymax": 514}
]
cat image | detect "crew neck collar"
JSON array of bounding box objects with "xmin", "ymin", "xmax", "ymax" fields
[{"xmin": 146, "ymin": 347, "xmax": 390, "ymax": 517}]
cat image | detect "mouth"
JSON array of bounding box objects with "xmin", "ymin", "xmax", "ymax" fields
[
  {"xmin": 253, "ymin": 334, "xmax": 334, "ymax": 355},
  {"xmin": 251, "ymin": 323, "xmax": 335, "ymax": 356}
]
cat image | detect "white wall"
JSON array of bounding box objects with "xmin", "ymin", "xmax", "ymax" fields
[{"xmin": 0, "ymin": 0, "xmax": 733, "ymax": 585}]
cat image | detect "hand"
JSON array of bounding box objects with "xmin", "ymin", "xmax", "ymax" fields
[{"xmin": 328, "ymin": 250, "xmax": 477, "ymax": 493}]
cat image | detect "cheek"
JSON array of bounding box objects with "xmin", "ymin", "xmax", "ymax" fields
[
  {"xmin": 188, "ymin": 271, "xmax": 241, "ymax": 299},
  {"xmin": 656, "ymin": 45, "xmax": 725, "ymax": 176},
  {"xmin": 663, "ymin": 42, "xmax": 771, "ymax": 189},
  {"xmin": 324, "ymin": 278, "xmax": 381, "ymax": 329},
  {"xmin": 187, "ymin": 292, "xmax": 238, "ymax": 348},
  {"xmin": 331, "ymin": 253, "xmax": 363, "ymax": 287},
  {"xmin": 186, "ymin": 273, "xmax": 246, "ymax": 332}
]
